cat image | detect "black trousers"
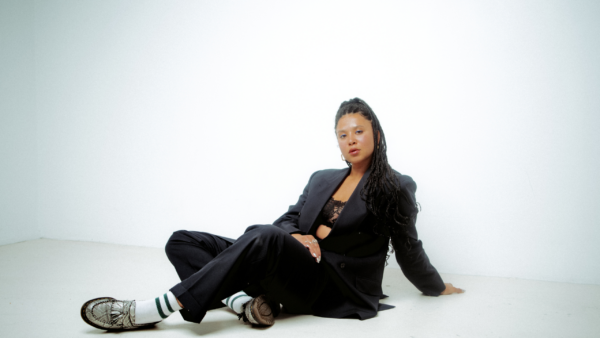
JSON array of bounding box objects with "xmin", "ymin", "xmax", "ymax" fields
[{"xmin": 165, "ymin": 224, "xmax": 331, "ymax": 323}]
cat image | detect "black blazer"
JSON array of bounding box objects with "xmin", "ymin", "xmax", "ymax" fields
[{"xmin": 273, "ymin": 166, "xmax": 445, "ymax": 319}]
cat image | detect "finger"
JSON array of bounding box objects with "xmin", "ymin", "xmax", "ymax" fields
[
  {"xmin": 301, "ymin": 238, "xmax": 312, "ymax": 250},
  {"xmin": 308, "ymin": 244, "xmax": 319, "ymax": 262},
  {"xmin": 314, "ymin": 243, "xmax": 321, "ymax": 263},
  {"xmin": 307, "ymin": 242, "xmax": 321, "ymax": 263},
  {"xmin": 309, "ymin": 237, "xmax": 321, "ymax": 263},
  {"xmin": 448, "ymin": 287, "xmax": 464, "ymax": 295},
  {"xmin": 300, "ymin": 235, "xmax": 320, "ymax": 263},
  {"xmin": 449, "ymin": 285, "xmax": 464, "ymax": 293},
  {"xmin": 308, "ymin": 247, "xmax": 319, "ymax": 263}
]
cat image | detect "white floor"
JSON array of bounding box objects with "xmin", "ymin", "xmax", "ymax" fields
[{"xmin": 0, "ymin": 239, "xmax": 598, "ymax": 338}]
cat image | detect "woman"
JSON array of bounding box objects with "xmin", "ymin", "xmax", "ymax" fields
[{"xmin": 81, "ymin": 98, "xmax": 464, "ymax": 331}]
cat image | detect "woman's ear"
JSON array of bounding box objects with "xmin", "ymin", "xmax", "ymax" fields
[{"xmin": 377, "ymin": 131, "xmax": 380, "ymax": 145}]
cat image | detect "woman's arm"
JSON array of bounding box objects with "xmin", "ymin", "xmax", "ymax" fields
[
  {"xmin": 272, "ymin": 171, "xmax": 318, "ymax": 234},
  {"xmin": 273, "ymin": 171, "xmax": 322, "ymax": 263},
  {"xmin": 392, "ymin": 235, "xmax": 446, "ymax": 296},
  {"xmin": 392, "ymin": 176, "xmax": 463, "ymax": 296}
]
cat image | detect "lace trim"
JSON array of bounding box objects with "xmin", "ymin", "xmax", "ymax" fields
[{"xmin": 321, "ymin": 197, "xmax": 347, "ymax": 226}]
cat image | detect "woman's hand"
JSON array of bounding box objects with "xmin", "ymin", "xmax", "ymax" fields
[
  {"xmin": 291, "ymin": 234, "xmax": 321, "ymax": 263},
  {"xmin": 440, "ymin": 283, "xmax": 465, "ymax": 295}
]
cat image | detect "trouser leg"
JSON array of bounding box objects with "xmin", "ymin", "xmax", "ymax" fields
[
  {"xmin": 167, "ymin": 224, "xmax": 327, "ymax": 323},
  {"xmin": 165, "ymin": 230, "xmax": 234, "ymax": 281},
  {"xmin": 164, "ymin": 230, "xmax": 234, "ymax": 323}
]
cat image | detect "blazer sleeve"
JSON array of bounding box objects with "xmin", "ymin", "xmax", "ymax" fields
[
  {"xmin": 391, "ymin": 176, "xmax": 446, "ymax": 296},
  {"xmin": 272, "ymin": 171, "xmax": 318, "ymax": 235}
]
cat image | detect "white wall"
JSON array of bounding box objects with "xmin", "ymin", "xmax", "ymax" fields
[
  {"xmin": 4, "ymin": 0, "xmax": 599, "ymax": 284},
  {"xmin": 0, "ymin": 0, "xmax": 39, "ymax": 245}
]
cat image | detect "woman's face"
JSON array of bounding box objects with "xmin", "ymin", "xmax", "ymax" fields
[{"xmin": 335, "ymin": 113, "xmax": 377, "ymax": 167}]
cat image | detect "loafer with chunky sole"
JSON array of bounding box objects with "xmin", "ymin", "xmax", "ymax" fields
[
  {"xmin": 241, "ymin": 294, "xmax": 279, "ymax": 326},
  {"xmin": 81, "ymin": 297, "xmax": 157, "ymax": 331}
]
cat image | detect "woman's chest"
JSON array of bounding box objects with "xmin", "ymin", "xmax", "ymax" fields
[{"xmin": 331, "ymin": 177, "xmax": 361, "ymax": 201}]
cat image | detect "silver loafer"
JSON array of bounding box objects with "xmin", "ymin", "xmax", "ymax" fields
[{"xmin": 81, "ymin": 297, "xmax": 157, "ymax": 331}]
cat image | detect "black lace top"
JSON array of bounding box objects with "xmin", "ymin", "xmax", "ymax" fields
[{"xmin": 321, "ymin": 197, "xmax": 347, "ymax": 228}]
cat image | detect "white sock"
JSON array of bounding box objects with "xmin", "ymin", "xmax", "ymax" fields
[
  {"xmin": 222, "ymin": 291, "xmax": 252, "ymax": 314},
  {"xmin": 134, "ymin": 291, "xmax": 183, "ymax": 325}
]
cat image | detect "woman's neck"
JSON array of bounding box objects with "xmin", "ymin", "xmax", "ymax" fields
[{"xmin": 349, "ymin": 161, "xmax": 370, "ymax": 179}]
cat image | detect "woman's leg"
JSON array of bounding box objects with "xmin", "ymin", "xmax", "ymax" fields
[
  {"xmin": 165, "ymin": 229, "xmax": 285, "ymax": 325},
  {"xmin": 81, "ymin": 230, "xmax": 236, "ymax": 330},
  {"xmin": 169, "ymin": 224, "xmax": 327, "ymax": 323},
  {"xmin": 81, "ymin": 225, "xmax": 325, "ymax": 329},
  {"xmin": 165, "ymin": 230, "xmax": 234, "ymax": 286}
]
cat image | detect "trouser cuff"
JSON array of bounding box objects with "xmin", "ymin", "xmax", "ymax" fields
[{"xmin": 170, "ymin": 283, "xmax": 206, "ymax": 323}]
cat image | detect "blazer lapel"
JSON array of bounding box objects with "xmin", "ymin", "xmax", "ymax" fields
[
  {"xmin": 298, "ymin": 166, "xmax": 372, "ymax": 236},
  {"xmin": 330, "ymin": 166, "xmax": 372, "ymax": 236},
  {"xmin": 298, "ymin": 168, "xmax": 349, "ymax": 234}
]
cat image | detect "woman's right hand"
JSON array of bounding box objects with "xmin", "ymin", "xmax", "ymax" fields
[
  {"xmin": 440, "ymin": 283, "xmax": 465, "ymax": 295},
  {"xmin": 291, "ymin": 234, "xmax": 321, "ymax": 263}
]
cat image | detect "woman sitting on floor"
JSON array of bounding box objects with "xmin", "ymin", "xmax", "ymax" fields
[{"xmin": 81, "ymin": 97, "xmax": 464, "ymax": 331}]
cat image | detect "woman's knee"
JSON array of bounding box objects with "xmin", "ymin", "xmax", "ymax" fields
[
  {"xmin": 165, "ymin": 230, "xmax": 192, "ymax": 258},
  {"xmin": 165, "ymin": 230, "xmax": 230, "ymax": 260}
]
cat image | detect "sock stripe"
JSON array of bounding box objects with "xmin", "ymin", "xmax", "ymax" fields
[
  {"xmin": 163, "ymin": 293, "xmax": 175, "ymax": 313},
  {"xmin": 155, "ymin": 297, "xmax": 168, "ymax": 319},
  {"xmin": 225, "ymin": 296, "xmax": 232, "ymax": 308},
  {"xmin": 229, "ymin": 295, "xmax": 248, "ymax": 310}
]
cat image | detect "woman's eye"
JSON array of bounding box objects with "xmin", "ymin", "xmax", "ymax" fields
[
  {"xmin": 339, "ymin": 134, "xmax": 346, "ymax": 138},
  {"xmin": 356, "ymin": 130, "xmax": 362, "ymax": 134}
]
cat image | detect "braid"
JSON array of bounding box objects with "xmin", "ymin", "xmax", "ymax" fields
[{"xmin": 335, "ymin": 98, "xmax": 416, "ymax": 253}]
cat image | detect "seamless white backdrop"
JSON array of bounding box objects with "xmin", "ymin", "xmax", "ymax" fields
[
  {"xmin": 0, "ymin": 0, "xmax": 38, "ymax": 245},
  {"xmin": 1, "ymin": 0, "xmax": 599, "ymax": 284}
]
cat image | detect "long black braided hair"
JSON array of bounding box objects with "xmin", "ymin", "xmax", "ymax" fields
[{"xmin": 335, "ymin": 98, "xmax": 416, "ymax": 252}]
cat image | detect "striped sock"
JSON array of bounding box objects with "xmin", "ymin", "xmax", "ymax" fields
[
  {"xmin": 134, "ymin": 291, "xmax": 183, "ymax": 325},
  {"xmin": 222, "ymin": 291, "xmax": 252, "ymax": 314}
]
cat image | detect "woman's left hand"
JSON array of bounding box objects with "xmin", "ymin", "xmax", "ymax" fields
[
  {"xmin": 440, "ymin": 283, "xmax": 465, "ymax": 295},
  {"xmin": 291, "ymin": 234, "xmax": 321, "ymax": 263}
]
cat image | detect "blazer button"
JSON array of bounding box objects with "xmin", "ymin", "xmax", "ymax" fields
[{"xmin": 340, "ymin": 263, "xmax": 345, "ymax": 269}]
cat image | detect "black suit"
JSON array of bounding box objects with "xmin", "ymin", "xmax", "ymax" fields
[
  {"xmin": 165, "ymin": 167, "xmax": 444, "ymax": 323},
  {"xmin": 273, "ymin": 166, "xmax": 445, "ymax": 318}
]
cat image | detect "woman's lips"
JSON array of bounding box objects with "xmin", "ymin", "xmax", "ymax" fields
[{"xmin": 349, "ymin": 149, "xmax": 360, "ymax": 156}]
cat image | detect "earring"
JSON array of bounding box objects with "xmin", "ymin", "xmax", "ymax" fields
[
  {"xmin": 341, "ymin": 154, "xmax": 345, "ymax": 161},
  {"xmin": 378, "ymin": 145, "xmax": 380, "ymax": 149}
]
